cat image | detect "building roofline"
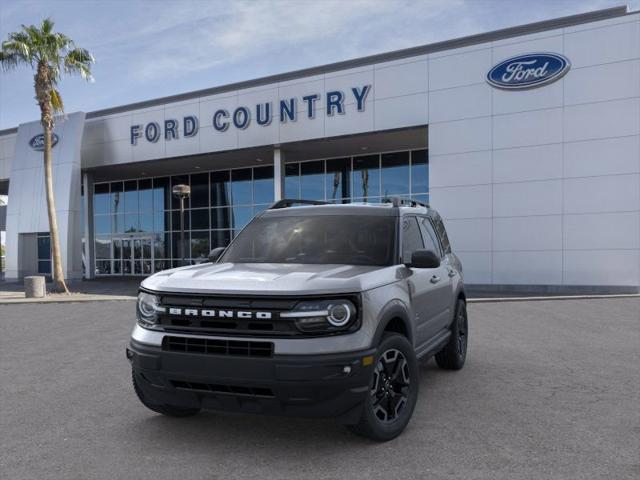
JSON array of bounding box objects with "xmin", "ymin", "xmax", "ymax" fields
[{"xmin": 0, "ymin": 5, "xmax": 631, "ymax": 136}]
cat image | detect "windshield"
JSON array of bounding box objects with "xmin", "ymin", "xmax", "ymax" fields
[{"xmin": 220, "ymin": 214, "xmax": 397, "ymax": 266}]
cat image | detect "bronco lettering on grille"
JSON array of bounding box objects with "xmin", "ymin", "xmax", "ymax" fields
[{"xmin": 167, "ymin": 308, "xmax": 272, "ymax": 320}]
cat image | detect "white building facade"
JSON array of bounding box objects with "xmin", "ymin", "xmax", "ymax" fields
[{"xmin": 0, "ymin": 6, "xmax": 638, "ymax": 293}]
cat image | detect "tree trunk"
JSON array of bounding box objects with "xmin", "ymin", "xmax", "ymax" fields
[{"xmin": 43, "ymin": 122, "xmax": 69, "ymax": 294}]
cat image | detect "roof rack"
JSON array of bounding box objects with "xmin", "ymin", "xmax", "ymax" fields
[
  {"xmin": 382, "ymin": 196, "xmax": 430, "ymax": 208},
  {"xmin": 270, "ymin": 198, "xmax": 328, "ymax": 209}
]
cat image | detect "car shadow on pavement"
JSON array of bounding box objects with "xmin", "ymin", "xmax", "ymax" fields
[{"xmin": 122, "ymin": 360, "xmax": 446, "ymax": 450}]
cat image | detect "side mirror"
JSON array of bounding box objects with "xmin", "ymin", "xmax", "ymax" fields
[
  {"xmin": 406, "ymin": 249, "xmax": 440, "ymax": 269},
  {"xmin": 207, "ymin": 247, "xmax": 226, "ymax": 263}
]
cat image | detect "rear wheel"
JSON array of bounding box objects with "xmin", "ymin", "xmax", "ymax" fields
[
  {"xmin": 348, "ymin": 333, "xmax": 419, "ymax": 441},
  {"xmin": 435, "ymin": 298, "xmax": 468, "ymax": 370},
  {"xmin": 132, "ymin": 371, "xmax": 201, "ymax": 417}
]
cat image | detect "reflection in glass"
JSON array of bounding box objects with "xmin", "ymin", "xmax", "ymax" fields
[
  {"xmin": 231, "ymin": 168, "xmax": 252, "ymax": 205},
  {"xmin": 253, "ymin": 166, "xmax": 274, "ymax": 204},
  {"xmin": 94, "ymin": 183, "xmax": 110, "ymax": 214},
  {"xmin": 124, "ymin": 180, "xmax": 138, "ymax": 213},
  {"xmin": 111, "ymin": 182, "xmax": 123, "ymax": 215},
  {"xmin": 153, "ymin": 233, "xmax": 168, "ymax": 258},
  {"xmin": 300, "ymin": 161, "xmax": 324, "ymax": 200},
  {"xmin": 171, "ymin": 175, "xmax": 190, "ymax": 209},
  {"xmin": 124, "ymin": 213, "xmax": 139, "ymax": 232},
  {"xmin": 353, "ymin": 155, "xmax": 380, "ymax": 201},
  {"xmin": 211, "ymin": 230, "xmax": 231, "ymax": 249},
  {"xmin": 211, "ymin": 171, "xmax": 231, "ymax": 207},
  {"xmin": 38, "ymin": 260, "xmax": 52, "ymax": 274},
  {"xmin": 326, "ymin": 158, "xmax": 350, "ymax": 202},
  {"xmin": 95, "ymin": 215, "xmax": 110, "ymax": 235},
  {"xmin": 95, "ymin": 237, "xmax": 111, "ymax": 259},
  {"xmin": 411, "ymin": 149, "xmax": 428, "ymax": 194},
  {"xmin": 153, "ymin": 177, "xmax": 170, "ymax": 211},
  {"xmin": 232, "ymin": 206, "xmax": 253, "ymax": 229},
  {"xmin": 190, "ymin": 231, "xmax": 209, "ymax": 259},
  {"xmin": 139, "ymin": 213, "xmax": 153, "ymax": 232},
  {"xmin": 153, "ymin": 211, "xmax": 168, "ymax": 232},
  {"xmin": 211, "ymin": 207, "xmax": 231, "ymax": 229},
  {"xmin": 171, "ymin": 210, "xmax": 190, "ymax": 231},
  {"xmin": 138, "ymin": 179, "xmax": 153, "ymax": 212},
  {"xmin": 381, "ymin": 152, "xmax": 410, "ymax": 197},
  {"xmin": 113, "ymin": 238, "xmax": 122, "ymax": 261},
  {"xmin": 191, "ymin": 208, "xmax": 209, "ymax": 230},
  {"xmin": 285, "ymin": 163, "xmax": 300, "ymax": 198},
  {"xmin": 190, "ymin": 173, "xmax": 209, "ymax": 208}
]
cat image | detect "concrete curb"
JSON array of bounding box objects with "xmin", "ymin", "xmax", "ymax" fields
[
  {"xmin": 0, "ymin": 295, "xmax": 136, "ymax": 304},
  {"xmin": 467, "ymin": 293, "xmax": 640, "ymax": 303}
]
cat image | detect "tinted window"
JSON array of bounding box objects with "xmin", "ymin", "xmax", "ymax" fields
[
  {"xmin": 222, "ymin": 215, "xmax": 396, "ymax": 266},
  {"xmin": 431, "ymin": 213, "xmax": 451, "ymax": 254},
  {"xmin": 401, "ymin": 217, "xmax": 424, "ymax": 263},
  {"xmin": 419, "ymin": 217, "xmax": 441, "ymax": 257},
  {"xmin": 381, "ymin": 151, "xmax": 409, "ymax": 196}
]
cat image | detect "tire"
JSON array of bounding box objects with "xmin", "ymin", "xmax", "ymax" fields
[
  {"xmin": 348, "ymin": 333, "xmax": 419, "ymax": 441},
  {"xmin": 435, "ymin": 298, "xmax": 468, "ymax": 370},
  {"xmin": 132, "ymin": 371, "xmax": 201, "ymax": 417}
]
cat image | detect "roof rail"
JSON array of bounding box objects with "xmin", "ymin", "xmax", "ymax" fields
[
  {"xmin": 269, "ymin": 198, "xmax": 328, "ymax": 209},
  {"xmin": 382, "ymin": 196, "xmax": 430, "ymax": 209}
]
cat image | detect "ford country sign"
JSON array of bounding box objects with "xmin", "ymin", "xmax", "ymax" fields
[
  {"xmin": 29, "ymin": 133, "xmax": 59, "ymax": 151},
  {"xmin": 487, "ymin": 53, "xmax": 570, "ymax": 90}
]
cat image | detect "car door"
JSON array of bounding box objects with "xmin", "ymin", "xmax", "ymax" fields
[
  {"xmin": 418, "ymin": 216, "xmax": 453, "ymax": 334},
  {"xmin": 401, "ymin": 216, "xmax": 448, "ymax": 348}
]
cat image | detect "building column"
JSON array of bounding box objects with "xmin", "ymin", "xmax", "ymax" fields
[
  {"xmin": 273, "ymin": 147, "xmax": 285, "ymax": 201},
  {"xmin": 83, "ymin": 172, "xmax": 95, "ymax": 279}
]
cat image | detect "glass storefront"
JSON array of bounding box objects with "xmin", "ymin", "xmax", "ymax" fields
[{"xmin": 92, "ymin": 149, "xmax": 428, "ymax": 275}]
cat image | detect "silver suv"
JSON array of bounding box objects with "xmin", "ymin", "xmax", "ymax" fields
[{"xmin": 127, "ymin": 198, "xmax": 468, "ymax": 441}]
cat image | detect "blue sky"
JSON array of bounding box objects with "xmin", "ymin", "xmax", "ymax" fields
[{"xmin": 0, "ymin": 0, "xmax": 634, "ymax": 130}]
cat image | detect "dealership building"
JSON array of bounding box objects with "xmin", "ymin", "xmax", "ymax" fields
[{"xmin": 0, "ymin": 5, "xmax": 638, "ymax": 292}]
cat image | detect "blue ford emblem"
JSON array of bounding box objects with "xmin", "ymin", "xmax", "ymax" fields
[
  {"xmin": 29, "ymin": 133, "xmax": 59, "ymax": 151},
  {"xmin": 487, "ymin": 53, "xmax": 570, "ymax": 90}
]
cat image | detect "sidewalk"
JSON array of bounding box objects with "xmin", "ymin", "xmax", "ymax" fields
[{"xmin": 0, "ymin": 277, "xmax": 139, "ymax": 304}]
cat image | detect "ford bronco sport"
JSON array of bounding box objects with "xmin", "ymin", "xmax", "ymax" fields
[{"xmin": 127, "ymin": 197, "xmax": 468, "ymax": 441}]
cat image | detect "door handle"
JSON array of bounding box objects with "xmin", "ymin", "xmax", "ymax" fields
[
  {"xmin": 448, "ymin": 269, "xmax": 456, "ymax": 278},
  {"xmin": 430, "ymin": 275, "xmax": 440, "ymax": 284}
]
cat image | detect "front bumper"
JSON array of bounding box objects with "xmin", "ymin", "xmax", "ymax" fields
[{"xmin": 128, "ymin": 338, "xmax": 376, "ymax": 423}]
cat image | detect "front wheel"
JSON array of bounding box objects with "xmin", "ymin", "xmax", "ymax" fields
[
  {"xmin": 435, "ymin": 298, "xmax": 468, "ymax": 370},
  {"xmin": 347, "ymin": 333, "xmax": 419, "ymax": 441}
]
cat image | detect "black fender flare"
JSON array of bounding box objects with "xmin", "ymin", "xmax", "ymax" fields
[{"xmin": 370, "ymin": 299, "xmax": 413, "ymax": 348}]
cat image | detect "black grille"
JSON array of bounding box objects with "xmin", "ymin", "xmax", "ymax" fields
[
  {"xmin": 163, "ymin": 336, "xmax": 273, "ymax": 357},
  {"xmin": 171, "ymin": 380, "xmax": 274, "ymax": 397}
]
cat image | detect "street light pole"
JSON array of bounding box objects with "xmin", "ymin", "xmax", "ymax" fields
[{"xmin": 172, "ymin": 184, "xmax": 191, "ymax": 267}]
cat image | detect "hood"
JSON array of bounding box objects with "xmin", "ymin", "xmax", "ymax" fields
[{"xmin": 141, "ymin": 262, "xmax": 400, "ymax": 295}]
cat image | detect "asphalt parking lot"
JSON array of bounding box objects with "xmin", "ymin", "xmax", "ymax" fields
[{"xmin": 1, "ymin": 298, "xmax": 638, "ymax": 480}]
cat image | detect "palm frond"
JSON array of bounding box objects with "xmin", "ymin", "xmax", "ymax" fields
[
  {"xmin": 50, "ymin": 88, "xmax": 64, "ymax": 113},
  {"xmin": 64, "ymin": 47, "xmax": 94, "ymax": 81}
]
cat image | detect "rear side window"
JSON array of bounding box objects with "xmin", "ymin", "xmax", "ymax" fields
[
  {"xmin": 419, "ymin": 217, "xmax": 442, "ymax": 257},
  {"xmin": 431, "ymin": 213, "xmax": 451, "ymax": 254},
  {"xmin": 401, "ymin": 217, "xmax": 424, "ymax": 263}
]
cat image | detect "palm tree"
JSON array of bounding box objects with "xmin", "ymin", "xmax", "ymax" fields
[{"xmin": 0, "ymin": 18, "xmax": 94, "ymax": 293}]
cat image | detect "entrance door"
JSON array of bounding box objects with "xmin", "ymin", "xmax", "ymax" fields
[{"xmin": 113, "ymin": 236, "xmax": 153, "ymax": 275}]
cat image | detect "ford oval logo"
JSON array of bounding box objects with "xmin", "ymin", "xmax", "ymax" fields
[
  {"xmin": 29, "ymin": 133, "xmax": 59, "ymax": 151},
  {"xmin": 487, "ymin": 53, "xmax": 570, "ymax": 90}
]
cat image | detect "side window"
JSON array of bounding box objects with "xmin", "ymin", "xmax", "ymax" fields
[
  {"xmin": 431, "ymin": 213, "xmax": 451, "ymax": 254},
  {"xmin": 419, "ymin": 217, "xmax": 442, "ymax": 257},
  {"xmin": 401, "ymin": 217, "xmax": 424, "ymax": 263}
]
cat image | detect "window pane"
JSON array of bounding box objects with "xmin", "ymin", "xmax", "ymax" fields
[
  {"xmin": 171, "ymin": 210, "xmax": 190, "ymax": 231},
  {"xmin": 96, "ymin": 260, "xmax": 111, "ymax": 275},
  {"xmin": 253, "ymin": 166, "xmax": 274, "ymax": 204},
  {"xmin": 154, "ymin": 260, "xmax": 170, "ymax": 272},
  {"xmin": 124, "ymin": 180, "xmax": 138, "ymax": 212},
  {"xmin": 231, "ymin": 168, "xmax": 252, "ymax": 205},
  {"xmin": 191, "ymin": 208, "xmax": 209, "ymax": 230},
  {"xmin": 171, "ymin": 175, "xmax": 190, "ymax": 209},
  {"xmin": 139, "ymin": 212, "xmax": 153, "ymax": 232},
  {"xmin": 401, "ymin": 217, "xmax": 424, "ymax": 263},
  {"xmin": 154, "ymin": 233, "xmax": 169, "ymax": 258},
  {"xmin": 37, "ymin": 235, "xmax": 51, "ymax": 260},
  {"xmin": 138, "ymin": 179, "xmax": 153, "ymax": 212},
  {"xmin": 418, "ymin": 217, "xmax": 441, "ymax": 256},
  {"xmin": 190, "ymin": 173, "xmax": 209, "ymax": 208},
  {"xmin": 211, "ymin": 171, "xmax": 231, "ymax": 207},
  {"xmin": 153, "ymin": 177, "xmax": 170, "ymax": 211},
  {"xmin": 95, "ymin": 215, "xmax": 110, "ymax": 235},
  {"xmin": 113, "ymin": 238, "xmax": 122, "ymax": 261},
  {"xmin": 211, "ymin": 207, "xmax": 231, "ymax": 229},
  {"xmin": 381, "ymin": 151, "xmax": 410, "ymax": 196},
  {"xmin": 94, "ymin": 183, "xmax": 110, "ymax": 214},
  {"xmin": 211, "ymin": 230, "xmax": 232, "ymax": 249},
  {"xmin": 153, "ymin": 211, "xmax": 169, "ymax": 232},
  {"xmin": 95, "ymin": 237, "xmax": 111, "ymax": 259},
  {"xmin": 111, "ymin": 182, "xmax": 123, "ymax": 215},
  {"xmin": 411, "ymin": 149, "xmax": 428, "ymax": 194},
  {"xmin": 190, "ymin": 231, "xmax": 210, "ymax": 260},
  {"xmin": 285, "ymin": 163, "xmax": 300, "ymax": 198},
  {"xmin": 124, "ymin": 213, "xmax": 139, "ymax": 232},
  {"xmin": 232, "ymin": 206, "xmax": 253, "ymax": 229},
  {"xmin": 326, "ymin": 158, "xmax": 350, "ymax": 202},
  {"xmin": 172, "ymin": 232, "xmax": 187, "ymax": 259},
  {"xmin": 300, "ymin": 161, "xmax": 324, "ymax": 200},
  {"xmin": 353, "ymin": 155, "xmax": 380, "ymax": 201},
  {"xmin": 38, "ymin": 260, "xmax": 51, "ymax": 274}
]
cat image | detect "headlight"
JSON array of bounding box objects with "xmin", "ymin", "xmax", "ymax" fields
[
  {"xmin": 282, "ymin": 299, "xmax": 358, "ymax": 334},
  {"xmin": 136, "ymin": 292, "xmax": 164, "ymax": 327}
]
